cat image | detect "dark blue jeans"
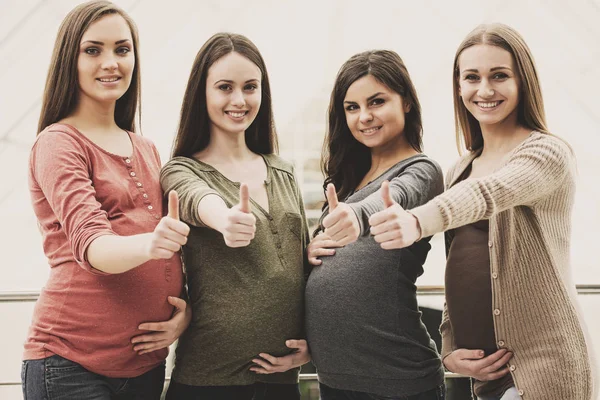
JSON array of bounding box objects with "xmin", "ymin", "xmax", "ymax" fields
[
  {"xmin": 319, "ymin": 383, "xmax": 445, "ymax": 400},
  {"xmin": 21, "ymin": 355, "xmax": 165, "ymax": 400},
  {"xmin": 165, "ymin": 380, "xmax": 300, "ymax": 400}
]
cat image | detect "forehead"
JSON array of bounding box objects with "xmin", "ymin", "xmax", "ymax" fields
[
  {"xmin": 81, "ymin": 13, "xmax": 132, "ymax": 43},
  {"xmin": 458, "ymin": 44, "xmax": 515, "ymax": 71},
  {"xmin": 207, "ymin": 52, "xmax": 261, "ymax": 81},
  {"xmin": 344, "ymin": 75, "xmax": 392, "ymax": 100}
]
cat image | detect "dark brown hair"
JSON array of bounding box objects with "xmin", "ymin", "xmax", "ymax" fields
[
  {"xmin": 322, "ymin": 50, "xmax": 423, "ymax": 203},
  {"xmin": 453, "ymin": 23, "xmax": 549, "ymax": 152},
  {"xmin": 37, "ymin": 0, "xmax": 141, "ymax": 134},
  {"xmin": 172, "ymin": 33, "xmax": 278, "ymax": 158}
]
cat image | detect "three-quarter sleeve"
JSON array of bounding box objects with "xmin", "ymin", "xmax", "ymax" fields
[
  {"xmin": 30, "ymin": 131, "xmax": 115, "ymax": 274},
  {"xmin": 410, "ymin": 135, "xmax": 573, "ymax": 238},
  {"xmin": 348, "ymin": 158, "xmax": 444, "ymax": 236},
  {"xmin": 160, "ymin": 157, "xmax": 222, "ymax": 227}
]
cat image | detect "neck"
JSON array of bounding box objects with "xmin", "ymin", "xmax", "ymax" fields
[
  {"xmin": 369, "ymin": 136, "xmax": 418, "ymax": 173},
  {"xmin": 479, "ymin": 112, "xmax": 531, "ymax": 157},
  {"xmin": 68, "ymin": 94, "xmax": 119, "ymax": 133},
  {"xmin": 200, "ymin": 128, "xmax": 254, "ymax": 162}
]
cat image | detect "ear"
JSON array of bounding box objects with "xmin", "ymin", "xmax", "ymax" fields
[{"xmin": 404, "ymin": 102, "xmax": 411, "ymax": 113}]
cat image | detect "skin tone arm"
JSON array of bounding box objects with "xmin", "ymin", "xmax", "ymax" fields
[
  {"xmin": 87, "ymin": 191, "xmax": 190, "ymax": 273},
  {"xmin": 197, "ymin": 183, "xmax": 256, "ymax": 247}
]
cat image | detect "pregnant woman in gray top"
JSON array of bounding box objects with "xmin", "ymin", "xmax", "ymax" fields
[{"xmin": 305, "ymin": 50, "xmax": 445, "ymax": 400}]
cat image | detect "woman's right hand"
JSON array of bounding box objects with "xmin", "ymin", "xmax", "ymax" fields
[
  {"xmin": 147, "ymin": 191, "xmax": 190, "ymax": 259},
  {"xmin": 307, "ymin": 232, "xmax": 340, "ymax": 266},
  {"xmin": 443, "ymin": 348, "xmax": 513, "ymax": 381},
  {"xmin": 218, "ymin": 183, "xmax": 256, "ymax": 248}
]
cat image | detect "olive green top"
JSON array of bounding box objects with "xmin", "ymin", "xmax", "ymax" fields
[{"xmin": 160, "ymin": 154, "xmax": 309, "ymax": 386}]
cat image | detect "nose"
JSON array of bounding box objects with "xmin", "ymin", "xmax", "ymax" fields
[
  {"xmin": 101, "ymin": 53, "xmax": 118, "ymax": 71},
  {"xmin": 477, "ymin": 79, "xmax": 494, "ymax": 99},
  {"xmin": 359, "ymin": 109, "xmax": 373, "ymax": 124},
  {"xmin": 230, "ymin": 89, "xmax": 246, "ymax": 108}
]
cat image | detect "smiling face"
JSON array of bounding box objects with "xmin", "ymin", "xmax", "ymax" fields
[
  {"xmin": 343, "ymin": 74, "xmax": 410, "ymax": 151},
  {"xmin": 205, "ymin": 51, "xmax": 262, "ymax": 138},
  {"xmin": 77, "ymin": 14, "xmax": 134, "ymax": 106},
  {"xmin": 458, "ymin": 44, "xmax": 521, "ymax": 128}
]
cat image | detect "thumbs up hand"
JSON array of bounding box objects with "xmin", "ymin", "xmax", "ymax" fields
[
  {"xmin": 147, "ymin": 191, "xmax": 190, "ymax": 259},
  {"xmin": 368, "ymin": 181, "xmax": 421, "ymax": 249},
  {"xmin": 321, "ymin": 183, "xmax": 360, "ymax": 247},
  {"xmin": 219, "ymin": 183, "xmax": 257, "ymax": 248}
]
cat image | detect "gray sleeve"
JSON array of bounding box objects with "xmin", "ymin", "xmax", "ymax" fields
[{"xmin": 349, "ymin": 158, "xmax": 444, "ymax": 236}]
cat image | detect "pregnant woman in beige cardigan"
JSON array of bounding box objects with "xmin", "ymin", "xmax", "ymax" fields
[{"xmin": 367, "ymin": 23, "xmax": 595, "ymax": 400}]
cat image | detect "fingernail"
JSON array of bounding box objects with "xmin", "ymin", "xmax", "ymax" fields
[{"xmin": 479, "ymin": 351, "xmax": 484, "ymax": 357}]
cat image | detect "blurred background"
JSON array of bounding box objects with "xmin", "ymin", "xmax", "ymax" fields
[{"xmin": 1, "ymin": 0, "xmax": 599, "ymax": 398}]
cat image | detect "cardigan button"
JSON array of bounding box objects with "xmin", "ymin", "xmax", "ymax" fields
[
  {"xmin": 509, "ymin": 365, "xmax": 516, "ymax": 371},
  {"xmin": 488, "ymin": 241, "xmax": 493, "ymax": 247},
  {"xmin": 493, "ymin": 309, "xmax": 501, "ymax": 316},
  {"xmin": 498, "ymin": 340, "xmax": 505, "ymax": 347},
  {"xmin": 518, "ymin": 389, "xmax": 524, "ymax": 396},
  {"xmin": 492, "ymin": 272, "xmax": 498, "ymax": 279}
]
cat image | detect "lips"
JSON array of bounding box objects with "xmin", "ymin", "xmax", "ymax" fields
[
  {"xmin": 225, "ymin": 111, "xmax": 249, "ymax": 121},
  {"xmin": 360, "ymin": 126, "xmax": 382, "ymax": 135},
  {"xmin": 474, "ymin": 100, "xmax": 503, "ymax": 109}
]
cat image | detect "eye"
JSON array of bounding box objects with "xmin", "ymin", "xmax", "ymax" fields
[
  {"xmin": 84, "ymin": 47, "xmax": 100, "ymax": 55},
  {"xmin": 244, "ymin": 83, "xmax": 258, "ymax": 91},
  {"xmin": 345, "ymin": 104, "xmax": 358, "ymax": 112},
  {"xmin": 116, "ymin": 46, "xmax": 131, "ymax": 55},
  {"xmin": 370, "ymin": 98, "xmax": 385, "ymax": 106},
  {"xmin": 464, "ymin": 74, "xmax": 479, "ymax": 82},
  {"xmin": 218, "ymin": 84, "xmax": 232, "ymax": 91},
  {"xmin": 492, "ymin": 72, "xmax": 508, "ymax": 80}
]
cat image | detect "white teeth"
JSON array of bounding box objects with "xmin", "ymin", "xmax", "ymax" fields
[
  {"xmin": 227, "ymin": 112, "xmax": 246, "ymax": 118},
  {"xmin": 478, "ymin": 101, "xmax": 500, "ymax": 108},
  {"xmin": 99, "ymin": 77, "xmax": 119, "ymax": 82},
  {"xmin": 361, "ymin": 127, "xmax": 381, "ymax": 134}
]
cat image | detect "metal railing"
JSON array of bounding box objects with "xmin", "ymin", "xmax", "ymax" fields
[
  {"xmin": 1, "ymin": 285, "xmax": 599, "ymax": 302},
  {"xmin": 1, "ymin": 285, "xmax": 597, "ymax": 387}
]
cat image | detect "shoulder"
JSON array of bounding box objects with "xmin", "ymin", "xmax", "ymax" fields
[
  {"xmin": 520, "ymin": 131, "xmax": 573, "ymax": 157},
  {"xmin": 33, "ymin": 124, "xmax": 86, "ymax": 155},
  {"xmin": 163, "ymin": 156, "xmax": 212, "ymax": 172},
  {"xmin": 263, "ymin": 153, "xmax": 295, "ymax": 175},
  {"xmin": 403, "ymin": 154, "xmax": 443, "ymax": 175},
  {"xmin": 130, "ymin": 131, "xmax": 157, "ymax": 151}
]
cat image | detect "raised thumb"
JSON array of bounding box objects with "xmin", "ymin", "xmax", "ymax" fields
[
  {"xmin": 239, "ymin": 183, "xmax": 251, "ymax": 213},
  {"xmin": 167, "ymin": 190, "xmax": 180, "ymax": 220},
  {"xmin": 326, "ymin": 183, "xmax": 339, "ymax": 210}
]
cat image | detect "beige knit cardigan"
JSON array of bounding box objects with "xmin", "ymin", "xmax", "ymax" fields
[{"xmin": 411, "ymin": 132, "xmax": 594, "ymax": 400}]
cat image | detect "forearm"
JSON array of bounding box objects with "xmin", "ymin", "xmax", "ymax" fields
[
  {"xmin": 86, "ymin": 233, "xmax": 152, "ymax": 274},
  {"xmin": 197, "ymin": 194, "xmax": 229, "ymax": 232}
]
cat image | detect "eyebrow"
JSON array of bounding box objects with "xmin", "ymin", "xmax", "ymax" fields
[
  {"xmin": 81, "ymin": 39, "xmax": 131, "ymax": 45},
  {"xmin": 213, "ymin": 79, "xmax": 260, "ymax": 85},
  {"xmin": 462, "ymin": 66, "xmax": 513, "ymax": 73},
  {"xmin": 344, "ymin": 92, "xmax": 385, "ymax": 104}
]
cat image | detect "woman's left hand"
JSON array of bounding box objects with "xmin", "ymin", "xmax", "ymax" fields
[
  {"xmin": 131, "ymin": 296, "xmax": 192, "ymax": 355},
  {"xmin": 250, "ymin": 339, "xmax": 311, "ymax": 374}
]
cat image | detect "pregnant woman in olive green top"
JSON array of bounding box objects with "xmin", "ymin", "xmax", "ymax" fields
[{"xmin": 160, "ymin": 33, "xmax": 310, "ymax": 400}]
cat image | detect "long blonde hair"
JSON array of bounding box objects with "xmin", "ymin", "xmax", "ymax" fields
[
  {"xmin": 38, "ymin": 1, "xmax": 141, "ymax": 134},
  {"xmin": 453, "ymin": 23, "xmax": 549, "ymax": 152}
]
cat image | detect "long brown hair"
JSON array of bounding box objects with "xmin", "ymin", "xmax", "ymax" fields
[
  {"xmin": 453, "ymin": 23, "xmax": 549, "ymax": 152},
  {"xmin": 37, "ymin": 0, "xmax": 141, "ymax": 134},
  {"xmin": 172, "ymin": 33, "xmax": 278, "ymax": 158},
  {"xmin": 322, "ymin": 50, "xmax": 423, "ymax": 204}
]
